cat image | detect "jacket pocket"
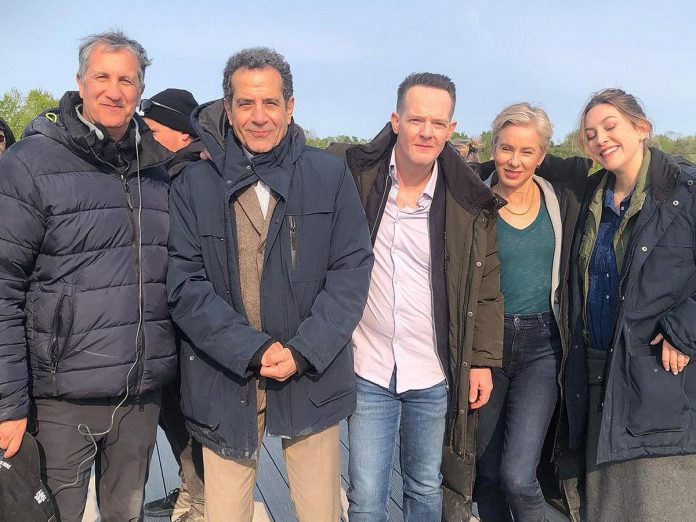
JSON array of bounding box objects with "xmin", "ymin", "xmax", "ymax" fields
[
  {"xmin": 180, "ymin": 342, "xmax": 221, "ymax": 430},
  {"xmin": 49, "ymin": 290, "xmax": 75, "ymax": 369},
  {"xmin": 305, "ymin": 346, "xmax": 355, "ymax": 407},
  {"xmin": 626, "ymin": 344, "xmax": 689, "ymax": 436},
  {"xmin": 285, "ymin": 207, "xmax": 332, "ymax": 282}
]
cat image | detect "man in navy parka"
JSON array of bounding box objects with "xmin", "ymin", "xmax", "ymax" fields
[{"xmin": 166, "ymin": 47, "xmax": 373, "ymax": 521}]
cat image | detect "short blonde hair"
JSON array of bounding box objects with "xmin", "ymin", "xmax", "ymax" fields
[
  {"xmin": 578, "ymin": 88, "xmax": 653, "ymax": 157},
  {"xmin": 491, "ymin": 102, "xmax": 553, "ymax": 152}
]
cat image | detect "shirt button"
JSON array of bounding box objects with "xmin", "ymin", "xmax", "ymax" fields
[
  {"xmin": 226, "ymin": 180, "xmax": 232, "ymax": 185},
  {"xmin": 620, "ymin": 206, "xmax": 624, "ymax": 211},
  {"xmin": 641, "ymin": 246, "xmax": 648, "ymax": 252},
  {"xmin": 246, "ymin": 165, "xmax": 252, "ymax": 171},
  {"xmin": 467, "ymin": 311, "xmax": 473, "ymax": 317},
  {"xmin": 605, "ymin": 295, "xmax": 610, "ymax": 300},
  {"xmin": 459, "ymin": 409, "xmax": 466, "ymax": 415},
  {"xmin": 673, "ymin": 200, "xmax": 679, "ymax": 206},
  {"xmin": 462, "ymin": 361, "xmax": 468, "ymax": 367},
  {"xmin": 476, "ymin": 261, "xmax": 482, "ymax": 267},
  {"xmin": 576, "ymin": 393, "xmax": 581, "ymax": 398},
  {"xmin": 189, "ymin": 355, "xmax": 195, "ymax": 361}
]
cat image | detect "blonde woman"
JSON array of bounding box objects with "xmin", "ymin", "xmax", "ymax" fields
[{"xmin": 472, "ymin": 103, "xmax": 590, "ymax": 522}]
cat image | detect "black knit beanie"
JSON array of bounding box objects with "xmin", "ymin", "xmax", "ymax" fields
[{"xmin": 141, "ymin": 88, "xmax": 198, "ymax": 136}]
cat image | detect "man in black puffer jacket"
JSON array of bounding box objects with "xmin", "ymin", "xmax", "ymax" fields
[{"xmin": 0, "ymin": 31, "xmax": 175, "ymax": 521}]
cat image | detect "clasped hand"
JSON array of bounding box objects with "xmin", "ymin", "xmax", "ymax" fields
[{"xmin": 259, "ymin": 341, "xmax": 298, "ymax": 381}]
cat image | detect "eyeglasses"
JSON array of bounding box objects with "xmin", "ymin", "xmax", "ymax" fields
[{"xmin": 140, "ymin": 99, "xmax": 185, "ymax": 117}]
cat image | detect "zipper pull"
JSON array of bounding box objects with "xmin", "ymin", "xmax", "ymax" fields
[{"xmin": 289, "ymin": 216, "xmax": 297, "ymax": 270}]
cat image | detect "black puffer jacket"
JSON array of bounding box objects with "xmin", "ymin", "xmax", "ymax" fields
[{"xmin": 0, "ymin": 92, "xmax": 176, "ymax": 422}]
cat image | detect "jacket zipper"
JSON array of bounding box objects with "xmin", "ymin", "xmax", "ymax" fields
[
  {"xmin": 49, "ymin": 295, "xmax": 67, "ymax": 395},
  {"xmin": 121, "ymin": 173, "xmax": 145, "ymax": 400},
  {"xmin": 289, "ymin": 215, "xmax": 298, "ymax": 270}
]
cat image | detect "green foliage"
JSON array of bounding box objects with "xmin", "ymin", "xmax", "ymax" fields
[
  {"xmin": 305, "ymin": 129, "xmax": 369, "ymax": 149},
  {"xmin": 654, "ymin": 132, "xmax": 696, "ymax": 163},
  {"xmin": 0, "ymin": 88, "xmax": 59, "ymax": 138}
]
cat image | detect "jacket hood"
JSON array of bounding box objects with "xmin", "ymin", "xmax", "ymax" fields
[
  {"xmin": 191, "ymin": 98, "xmax": 306, "ymax": 182},
  {"xmin": 22, "ymin": 91, "xmax": 171, "ymax": 175},
  {"xmin": 167, "ymin": 138, "xmax": 205, "ymax": 178},
  {"xmin": 348, "ymin": 123, "xmax": 501, "ymax": 213},
  {"xmin": 0, "ymin": 117, "xmax": 16, "ymax": 148}
]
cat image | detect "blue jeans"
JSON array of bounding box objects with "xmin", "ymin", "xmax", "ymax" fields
[
  {"xmin": 475, "ymin": 312, "xmax": 562, "ymax": 522},
  {"xmin": 347, "ymin": 373, "xmax": 448, "ymax": 522}
]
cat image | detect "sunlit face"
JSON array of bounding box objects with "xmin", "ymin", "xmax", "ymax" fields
[
  {"xmin": 77, "ymin": 45, "xmax": 143, "ymax": 142},
  {"xmin": 583, "ymin": 103, "xmax": 647, "ymax": 175},
  {"xmin": 493, "ymin": 124, "xmax": 546, "ymax": 191},
  {"xmin": 391, "ymin": 85, "xmax": 457, "ymax": 172},
  {"xmin": 224, "ymin": 67, "xmax": 294, "ymax": 154},
  {"xmin": 143, "ymin": 117, "xmax": 190, "ymax": 152}
]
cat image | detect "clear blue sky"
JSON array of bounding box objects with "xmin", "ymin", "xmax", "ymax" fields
[{"xmin": 2, "ymin": 0, "xmax": 695, "ymax": 142}]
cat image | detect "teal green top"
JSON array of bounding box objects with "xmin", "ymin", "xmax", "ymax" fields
[{"xmin": 498, "ymin": 195, "xmax": 554, "ymax": 314}]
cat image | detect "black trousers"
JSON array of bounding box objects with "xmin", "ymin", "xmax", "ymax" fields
[{"xmin": 33, "ymin": 391, "xmax": 160, "ymax": 522}]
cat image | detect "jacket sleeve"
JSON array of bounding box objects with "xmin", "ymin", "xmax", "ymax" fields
[
  {"xmin": 167, "ymin": 173, "xmax": 273, "ymax": 378},
  {"xmin": 660, "ymin": 289, "xmax": 696, "ymax": 358},
  {"xmin": 0, "ymin": 152, "xmax": 44, "ymax": 421},
  {"xmin": 286, "ymin": 164, "xmax": 373, "ymax": 374},
  {"xmin": 470, "ymin": 218, "xmax": 504, "ymax": 368}
]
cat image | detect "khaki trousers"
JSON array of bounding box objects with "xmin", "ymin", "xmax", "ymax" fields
[{"xmin": 203, "ymin": 383, "xmax": 341, "ymax": 522}]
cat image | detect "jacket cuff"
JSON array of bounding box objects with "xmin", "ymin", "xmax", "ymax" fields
[
  {"xmin": 470, "ymin": 354, "xmax": 503, "ymax": 369},
  {"xmin": 286, "ymin": 345, "xmax": 313, "ymax": 376},
  {"xmin": 246, "ymin": 338, "xmax": 278, "ymax": 373}
]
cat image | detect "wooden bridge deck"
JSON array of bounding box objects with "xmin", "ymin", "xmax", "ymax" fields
[{"xmin": 83, "ymin": 421, "xmax": 568, "ymax": 522}]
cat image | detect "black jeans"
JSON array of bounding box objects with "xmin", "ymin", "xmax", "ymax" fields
[
  {"xmin": 33, "ymin": 391, "xmax": 160, "ymax": 522},
  {"xmin": 475, "ymin": 312, "xmax": 562, "ymax": 522}
]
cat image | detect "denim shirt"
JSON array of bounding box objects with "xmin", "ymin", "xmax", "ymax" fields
[{"xmin": 587, "ymin": 175, "xmax": 633, "ymax": 351}]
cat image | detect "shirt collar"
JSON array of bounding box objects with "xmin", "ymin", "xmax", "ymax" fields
[{"xmin": 389, "ymin": 147, "xmax": 439, "ymax": 201}]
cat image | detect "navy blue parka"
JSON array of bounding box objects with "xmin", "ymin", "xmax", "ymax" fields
[
  {"xmin": 167, "ymin": 100, "xmax": 372, "ymax": 459},
  {"xmin": 564, "ymin": 148, "xmax": 696, "ymax": 464}
]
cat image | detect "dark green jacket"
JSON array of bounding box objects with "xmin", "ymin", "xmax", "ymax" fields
[{"xmin": 330, "ymin": 124, "xmax": 504, "ymax": 521}]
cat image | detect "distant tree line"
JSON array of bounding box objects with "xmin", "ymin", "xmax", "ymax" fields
[
  {"xmin": 2, "ymin": 88, "xmax": 696, "ymax": 166},
  {"xmin": 0, "ymin": 88, "xmax": 59, "ymax": 139}
]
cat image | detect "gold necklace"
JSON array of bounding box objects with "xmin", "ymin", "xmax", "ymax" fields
[{"xmin": 494, "ymin": 184, "xmax": 536, "ymax": 216}]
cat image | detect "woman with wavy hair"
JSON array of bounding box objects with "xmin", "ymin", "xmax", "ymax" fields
[{"xmin": 563, "ymin": 88, "xmax": 696, "ymax": 521}]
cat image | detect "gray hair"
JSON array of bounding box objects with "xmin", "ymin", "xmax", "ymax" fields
[
  {"xmin": 491, "ymin": 102, "xmax": 553, "ymax": 152},
  {"xmin": 78, "ymin": 30, "xmax": 151, "ymax": 89},
  {"xmin": 396, "ymin": 72, "xmax": 456, "ymax": 118},
  {"xmin": 222, "ymin": 47, "xmax": 293, "ymax": 103}
]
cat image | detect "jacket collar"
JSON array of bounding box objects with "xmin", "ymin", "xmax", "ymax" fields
[{"xmin": 348, "ymin": 123, "xmax": 501, "ymax": 214}]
